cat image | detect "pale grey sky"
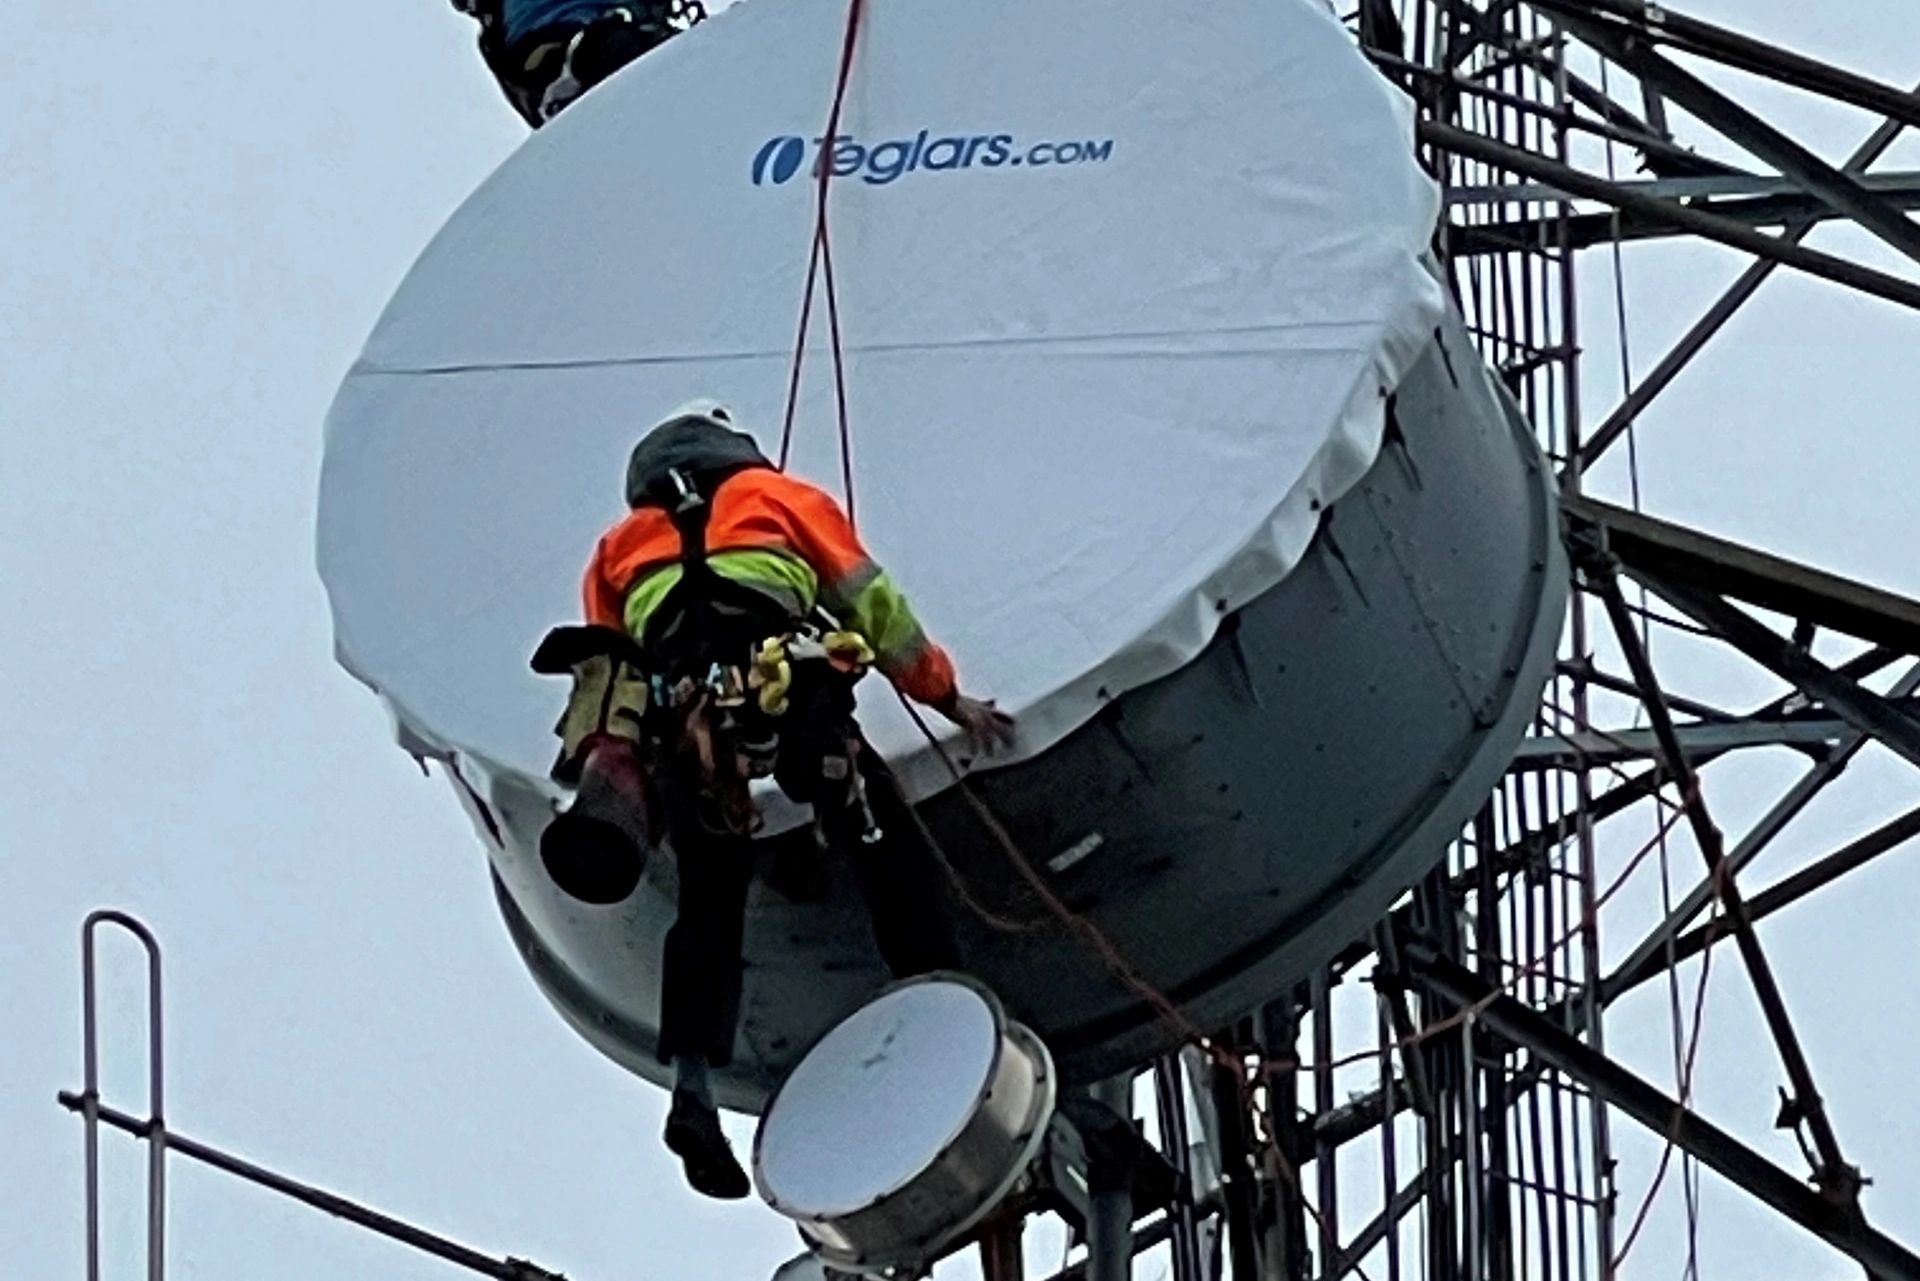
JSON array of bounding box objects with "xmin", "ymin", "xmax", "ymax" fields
[
  {"xmin": 6, "ymin": 2, "xmax": 1920, "ymax": 1279},
  {"xmin": 3, "ymin": 3, "xmax": 799, "ymax": 1279}
]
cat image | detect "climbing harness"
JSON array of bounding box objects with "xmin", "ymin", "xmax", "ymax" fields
[
  {"xmin": 535, "ymin": 621, "xmax": 881, "ymax": 845},
  {"xmin": 535, "ymin": 448, "xmax": 885, "ymax": 847},
  {"xmin": 646, "ymin": 622, "xmax": 880, "ymax": 838}
]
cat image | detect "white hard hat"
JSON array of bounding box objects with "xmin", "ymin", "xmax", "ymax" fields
[{"xmin": 658, "ymin": 398, "xmax": 735, "ymax": 430}]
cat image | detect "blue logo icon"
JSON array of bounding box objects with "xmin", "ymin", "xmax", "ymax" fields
[
  {"xmin": 750, "ymin": 130, "xmax": 1115, "ymax": 188},
  {"xmin": 751, "ymin": 135, "xmax": 809, "ymax": 187}
]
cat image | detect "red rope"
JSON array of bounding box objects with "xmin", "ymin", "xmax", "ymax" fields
[
  {"xmin": 770, "ymin": 13, "xmax": 1662, "ymax": 1270},
  {"xmin": 819, "ymin": 207, "xmax": 858, "ymax": 528},
  {"xmin": 777, "ymin": 226, "xmax": 825, "ymax": 473},
  {"xmin": 776, "ymin": 0, "xmax": 867, "ymax": 530}
]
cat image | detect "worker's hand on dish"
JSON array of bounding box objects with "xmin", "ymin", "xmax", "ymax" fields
[{"xmin": 945, "ymin": 693, "xmax": 1017, "ymax": 757}]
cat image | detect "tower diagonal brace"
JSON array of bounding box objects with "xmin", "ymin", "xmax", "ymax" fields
[
  {"xmin": 1525, "ymin": 0, "xmax": 1920, "ymax": 132},
  {"xmin": 1599, "ymin": 662, "xmax": 1920, "ymax": 1002},
  {"xmin": 1577, "ymin": 92, "xmax": 1914, "ymax": 471},
  {"xmin": 1639, "ymin": 580, "xmax": 1920, "ymax": 772},
  {"xmin": 1565, "ymin": 494, "xmax": 1920, "ymax": 659},
  {"xmin": 1402, "ymin": 946, "xmax": 1920, "ymax": 1281},
  {"xmin": 1415, "ymin": 121, "xmax": 1920, "ymax": 314},
  {"xmin": 1427, "ymin": 0, "xmax": 1697, "ymax": 164},
  {"xmin": 1600, "ymin": 804, "xmax": 1920, "ymax": 1006},
  {"xmin": 1580, "ymin": 553, "xmax": 1867, "ymax": 1208},
  {"xmin": 1549, "ymin": 12, "xmax": 1920, "ymax": 267}
]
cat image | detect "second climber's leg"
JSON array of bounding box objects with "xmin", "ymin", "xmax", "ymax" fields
[{"xmin": 835, "ymin": 743, "xmax": 964, "ymax": 978}]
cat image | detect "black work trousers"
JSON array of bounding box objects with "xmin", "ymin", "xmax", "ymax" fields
[{"xmin": 655, "ymin": 664, "xmax": 962, "ymax": 1067}]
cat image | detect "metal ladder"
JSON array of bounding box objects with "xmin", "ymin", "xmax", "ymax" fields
[{"xmin": 58, "ymin": 910, "xmax": 567, "ymax": 1281}]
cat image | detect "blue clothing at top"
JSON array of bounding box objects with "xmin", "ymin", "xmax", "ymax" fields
[{"xmin": 503, "ymin": 0, "xmax": 623, "ymax": 43}]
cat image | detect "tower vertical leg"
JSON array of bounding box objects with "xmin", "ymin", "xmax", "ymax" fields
[
  {"xmin": 1257, "ymin": 997, "xmax": 1309, "ymax": 1281},
  {"xmin": 1208, "ymin": 1026, "xmax": 1262, "ymax": 1281},
  {"xmin": 979, "ymin": 1215, "xmax": 1025, "ymax": 1281},
  {"xmin": 1154, "ymin": 1055, "xmax": 1203, "ymax": 1281},
  {"xmin": 1088, "ymin": 1074, "xmax": 1137, "ymax": 1281}
]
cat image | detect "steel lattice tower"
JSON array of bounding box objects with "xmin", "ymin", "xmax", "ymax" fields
[
  {"xmin": 61, "ymin": 5, "xmax": 1920, "ymax": 1281},
  {"xmin": 1127, "ymin": 4, "xmax": 1920, "ymax": 1279}
]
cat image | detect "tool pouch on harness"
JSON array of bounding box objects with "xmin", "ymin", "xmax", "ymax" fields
[
  {"xmin": 528, "ymin": 624, "xmax": 655, "ymax": 904},
  {"xmin": 531, "ymin": 624, "xmax": 652, "ymax": 783}
]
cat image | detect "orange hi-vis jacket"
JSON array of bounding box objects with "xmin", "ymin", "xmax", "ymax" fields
[{"xmin": 583, "ymin": 468, "xmax": 959, "ymax": 709}]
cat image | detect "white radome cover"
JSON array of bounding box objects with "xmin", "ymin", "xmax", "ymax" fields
[
  {"xmin": 317, "ymin": 0, "xmax": 1443, "ymax": 832},
  {"xmin": 755, "ymin": 980, "xmax": 1000, "ymax": 1216}
]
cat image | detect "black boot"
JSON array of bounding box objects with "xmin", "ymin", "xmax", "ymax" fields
[{"xmin": 664, "ymin": 1092, "xmax": 751, "ymax": 1200}]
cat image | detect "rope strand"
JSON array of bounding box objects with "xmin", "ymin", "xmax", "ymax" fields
[{"xmin": 776, "ymin": 0, "xmax": 867, "ymax": 480}]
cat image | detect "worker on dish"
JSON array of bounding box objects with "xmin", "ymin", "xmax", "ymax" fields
[
  {"xmin": 451, "ymin": 1, "xmax": 693, "ymax": 128},
  {"xmin": 533, "ymin": 400, "xmax": 1015, "ymax": 1200}
]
